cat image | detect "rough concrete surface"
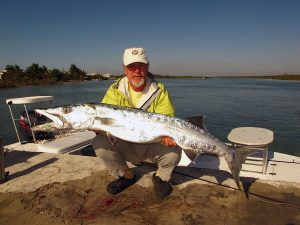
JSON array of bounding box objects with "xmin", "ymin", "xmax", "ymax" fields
[{"xmin": 0, "ymin": 150, "xmax": 300, "ymax": 225}]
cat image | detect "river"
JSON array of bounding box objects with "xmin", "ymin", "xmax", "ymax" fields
[{"xmin": 0, "ymin": 78, "xmax": 299, "ymax": 156}]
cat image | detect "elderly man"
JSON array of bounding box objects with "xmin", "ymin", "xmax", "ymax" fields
[{"xmin": 92, "ymin": 47, "xmax": 181, "ymax": 199}]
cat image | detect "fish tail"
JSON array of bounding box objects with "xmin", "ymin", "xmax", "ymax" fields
[{"xmin": 228, "ymin": 147, "xmax": 258, "ymax": 190}]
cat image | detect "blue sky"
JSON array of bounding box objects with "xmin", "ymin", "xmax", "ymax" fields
[{"xmin": 1, "ymin": 0, "xmax": 300, "ymax": 76}]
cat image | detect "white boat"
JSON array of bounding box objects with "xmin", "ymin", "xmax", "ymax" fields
[
  {"xmin": 4, "ymin": 96, "xmax": 300, "ymax": 186},
  {"xmin": 178, "ymin": 150, "xmax": 300, "ymax": 186},
  {"xmin": 178, "ymin": 126, "xmax": 300, "ymax": 186}
]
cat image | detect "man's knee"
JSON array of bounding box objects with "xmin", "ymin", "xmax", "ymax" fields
[
  {"xmin": 92, "ymin": 134, "xmax": 111, "ymax": 149},
  {"xmin": 155, "ymin": 148, "xmax": 181, "ymax": 182},
  {"xmin": 160, "ymin": 148, "xmax": 181, "ymax": 166},
  {"xmin": 92, "ymin": 134, "xmax": 114, "ymax": 158}
]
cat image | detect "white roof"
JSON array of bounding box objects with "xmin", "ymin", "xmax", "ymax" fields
[{"xmin": 6, "ymin": 96, "xmax": 53, "ymax": 104}]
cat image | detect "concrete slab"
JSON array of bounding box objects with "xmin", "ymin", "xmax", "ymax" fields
[
  {"xmin": 1, "ymin": 149, "xmax": 299, "ymax": 194},
  {"xmin": 0, "ymin": 151, "xmax": 104, "ymax": 193},
  {"xmin": 0, "ymin": 150, "xmax": 240, "ymax": 193}
]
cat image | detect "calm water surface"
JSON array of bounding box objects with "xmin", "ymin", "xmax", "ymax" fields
[{"xmin": 0, "ymin": 78, "xmax": 299, "ymax": 156}]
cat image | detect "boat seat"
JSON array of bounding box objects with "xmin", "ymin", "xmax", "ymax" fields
[
  {"xmin": 37, "ymin": 131, "xmax": 96, "ymax": 154},
  {"xmin": 227, "ymin": 127, "xmax": 274, "ymax": 174}
]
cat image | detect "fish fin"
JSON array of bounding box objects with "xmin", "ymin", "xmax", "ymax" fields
[
  {"xmin": 85, "ymin": 103, "xmax": 97, "ymax": 109},
  {"xmin": 106, "ymin": 133, "xmax": 118, "ymax": 147},
  {"xmin": 183, "ymin": 149, "xmax": 200, "ymax": 162},
  {"xmin": 229, "ymin": 147, "xmax": 259, "ymax": 190},
  {"xmin": 235, "ymin": 147, "xmax": 259, "ymax": 164},
  {"xmin": 186, "ymin": 115, "xmax": 206, "ymax": 130},
  {"xmin": 95, "ymin": 117, "xmax": 116, "ymax": 126}
]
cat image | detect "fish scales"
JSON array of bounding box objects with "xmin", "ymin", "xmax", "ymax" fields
[{"xmin": 96, "ymin": 104, "xmax": 217, "ymax": 153}]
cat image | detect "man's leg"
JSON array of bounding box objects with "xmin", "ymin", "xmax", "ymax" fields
[
  {"xmin": 122, "ymin": 142, "xmax": 181, "ymax": 199},
  {"xmin": 146, "ymin": 144, "xmax": 182, "ymax": 199},
  {"xmin": 92, "ymin": 134, "xmax": 136, "ymax": 194},
  {"xmin": 141, "ymin": 143, "xmax": 181, "ymax": 181},
  {"xmin": 93, "ymin": 134, "xmax": 181, "ymax": 198}
]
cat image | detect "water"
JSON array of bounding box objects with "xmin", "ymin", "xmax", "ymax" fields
[{"xmin": 0, "ymin": 78, "xmax": 299, "ymax": 156}]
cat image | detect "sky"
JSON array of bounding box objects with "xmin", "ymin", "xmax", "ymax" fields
[{"xmin": 0, "ymin": 0, "xmax": 300, "ymax": 76}]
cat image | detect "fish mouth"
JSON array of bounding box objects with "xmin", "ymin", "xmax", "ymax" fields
[{"xmin": 32, "ymin": 109, "xmax": 70, "ymax": 131}]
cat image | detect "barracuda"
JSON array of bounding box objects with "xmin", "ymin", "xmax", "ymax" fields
[{"xmin": 33, "ymin": 103, "xmax": 255, "ymax": 189}]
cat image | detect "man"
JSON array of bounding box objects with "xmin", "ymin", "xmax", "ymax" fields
[{"xmin": 92, "ymin": 47, "xmax": 181, "ymax": 199}]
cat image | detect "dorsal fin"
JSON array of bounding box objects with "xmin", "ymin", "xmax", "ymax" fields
[{"xmin": 186, "ymin": 115, "xmax": 206, "ymax": 130}]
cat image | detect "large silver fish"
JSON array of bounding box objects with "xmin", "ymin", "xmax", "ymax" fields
[{"xmin": 33, "ymin": 103, "xmax": 255, "ymax": 189}]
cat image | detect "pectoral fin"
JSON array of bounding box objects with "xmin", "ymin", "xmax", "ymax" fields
[{"xmin": 95, "ymin": 117, "xmax": 116, "ymax": 126}]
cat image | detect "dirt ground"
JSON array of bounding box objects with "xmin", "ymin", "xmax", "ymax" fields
[{"xmin": 0, "ymin": 170, "xmax": 300, "ymax": 225}]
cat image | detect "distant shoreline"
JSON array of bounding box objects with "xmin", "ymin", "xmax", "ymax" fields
[
  {"xmin": 220, "ymin": 74, "xmax": 300, "ymax": 80},
  {"xmin": 1, "ymin": 74, "xmax": 299, "ymax": 89},
  {"xmin": 153, "ymin": 74, "xmax": 300, "ymax": 80}
]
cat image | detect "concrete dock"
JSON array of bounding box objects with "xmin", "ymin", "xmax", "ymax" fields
[
  {"xmin": 1, "ymin": 150, "xmax": 300, "ymax": 225},
  {"xmin": 0, "ymin": 150, "xmax": 240, "ymax": 193}
]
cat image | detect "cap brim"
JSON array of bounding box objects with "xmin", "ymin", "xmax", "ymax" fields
[{"xmin": 124, "ymin": 58, "xmax": 148, "ymax": 66}]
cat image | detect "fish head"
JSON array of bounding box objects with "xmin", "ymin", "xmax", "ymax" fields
[{"xmin": 33, "ymin": 104, "xmax": 97, "ymax": 131}]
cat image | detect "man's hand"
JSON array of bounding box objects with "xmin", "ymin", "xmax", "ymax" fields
[{"xmin": 161, "ymin": 136, "xmax": 177, "ymax": 147}]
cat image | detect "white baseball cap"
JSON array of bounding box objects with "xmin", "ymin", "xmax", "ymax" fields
[{"xmin": 123, "ymin": 47, "xmax": 148, "ymax": 66}]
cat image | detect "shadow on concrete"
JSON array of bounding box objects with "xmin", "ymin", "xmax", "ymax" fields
[
  {"xmin": 131, "ymin": 162, "xmax": 157, "ymax": 180},
  {"xmin": 4, "ymin": 150, "xmax": 42, "ymax": 167},
  {"xmin": 173, "ymin": 166, "xmax": 234, "ymax": 186},
  {"xmin": 240, "ymin": 176, "xmax": 259, "ymax": 198},
  {"xmin": 7, "ymin": 157, "xmax": 59, "ymax": 180},
  {"xmin": 133, "ymin": 162, "xmax": 234, "ymax": 187},
  {"xmin": 193, "ymin": 153, "xmax": 221, "ymax": 170},
  {"xmin": 71, "ymin": 148, "xmax": 259, "ymax": 193},
  {"xmin": 80, "ymin": 147, "xmax": 97, "ymax": 157},
  {"xmin": 131, "ymin": 162, "xmax": 260, "ymax": 195}
]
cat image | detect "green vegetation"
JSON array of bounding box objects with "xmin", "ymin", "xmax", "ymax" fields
[
  {"xmin": 0, "ymin": 63, "xmax": 116, "ymax": 88},
  {"xmin": 1, "ymin": 63, "xmax": 299, "ymax": 89}
]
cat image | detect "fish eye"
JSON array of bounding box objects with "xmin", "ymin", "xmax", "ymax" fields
[{"xmin": 62, "ymin": 107, "xmax": 71, "ymax": 114}]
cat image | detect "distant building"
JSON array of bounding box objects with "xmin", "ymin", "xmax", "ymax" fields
[
  {"xmin": 86, "ymin": 72, "xmax": 97, "ymax": 76},
  {"xmin": 0, "ymin": 69, "xmax": 7, "ymax": 79},
  {"xmin": 102, "ymin": 73, "xmax": 112, "ymax": 78}
]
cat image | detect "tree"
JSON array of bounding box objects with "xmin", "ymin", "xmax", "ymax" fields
[
  {"xmin": 68, "ymin": 64, "xmax": 86, "ymax": 80},
  {"xmin": 2, "ymin": 64, "xmax": 24, "ymax": 87},
  {"xmin": 48, "ymin": 68, "xmax": 65, "ymax": 81},
  {"xmin": 25, "ymin": 63, "xmax": 48, "ymax": 79},
  {"xmin": 5, "ymin": 64, "xmax": 23, "ymax": 72}
]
